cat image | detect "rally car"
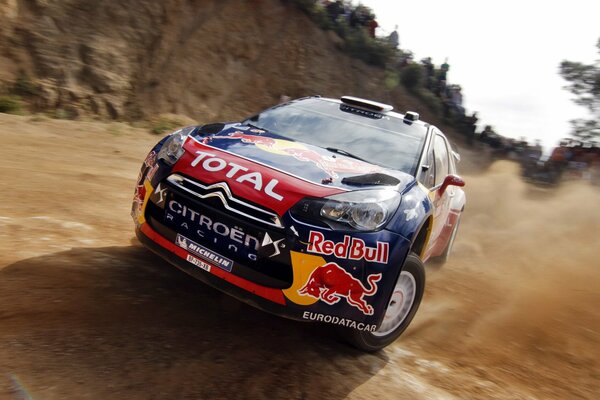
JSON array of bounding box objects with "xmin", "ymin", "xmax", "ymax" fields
[{"xmin": 132, "ymin": 96, "xmax": 465, "ymax": 351}]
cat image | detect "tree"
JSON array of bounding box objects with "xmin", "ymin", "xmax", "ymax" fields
[{"xmin": 559, "ymin": 38, "xmax": 600, "ymax": 143}]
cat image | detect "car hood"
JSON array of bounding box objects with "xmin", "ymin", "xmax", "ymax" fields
[{"xmin": 172, "ymin": 123, "xmax": 415, "ymax": 215}]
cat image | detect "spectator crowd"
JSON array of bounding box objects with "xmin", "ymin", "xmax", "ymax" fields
[{"xmin": 288, "ymin": 0, "xmax": 600, "ymax": 186}]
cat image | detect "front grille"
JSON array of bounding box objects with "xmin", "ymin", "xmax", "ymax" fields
[
  {"xmin": 144, "ymin": 176, "xmax": 294, "ymax": 288},
  {"xmin": 166, "ymin": 174, "xmax": 282, "ymax": 229}
]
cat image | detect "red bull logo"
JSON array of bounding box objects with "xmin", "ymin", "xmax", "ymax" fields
[
  {"xmin": 298, "ymin": 262, "xmax": 382, "ymax": 315},
  {"xmin": 307, "ymin": 231, "xmax": 389, "ymax": 264},
  {"xmin": 216, "ymin": 131, "xmax": 382, "ymax": 178},
  {"xmin": 224, "ymin": 131, "xmax": 277, "ymax": 147},
  {"xmin": 133, "ymin": 183, "xmax": 146, "ymax": 203},
  {"xmin": 284, "ymin": 147, "xmax": 380, "ymax": 179},
  {"xmin": 131, "ymin": 181, "xmax": 150, "ymax": 223},
  {"xmin": 144, "ymin": 151, "xmax": 157, "ymax": 168}
]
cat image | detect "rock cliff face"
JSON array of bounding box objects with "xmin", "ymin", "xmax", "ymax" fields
[{"xmin": 0, "ymin": 0, "xmax": 435, "ymax": 124}]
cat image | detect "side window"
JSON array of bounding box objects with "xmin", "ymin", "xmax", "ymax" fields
[
  {"xmin": 433, "ymin": 134, "xmax": 450, "ymax": 186},
  {"xmin": 419, "ymin": 146, "xmax": 436, "ymax": 189}
]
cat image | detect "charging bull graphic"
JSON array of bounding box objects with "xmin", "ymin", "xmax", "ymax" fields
[
  {"xmin": 224, "ymin": 131, "xmax": 277, "ymax": 147},
  {"xmin": 216, "ymin": 130, "xmax": 383, "ymax": 178},
  {"xmin": 298, "ymin": 262, "xmax": 382, "ymax": 315}
]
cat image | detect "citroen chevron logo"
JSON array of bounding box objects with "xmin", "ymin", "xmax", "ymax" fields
[
  {"xmin": 261, "ymin": 232, "xmax": 285, "ymax": 258},
  {"xmin": 166, "ymin": 175, "xmax": 283, "ymax": 228}
]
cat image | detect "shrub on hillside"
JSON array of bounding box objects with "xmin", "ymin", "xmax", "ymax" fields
[
  {"xmin": 310, "ymin": 5, "xmax": 332, "ymax": 30},
  {"xmin": 384, "ymin": 70, "xmax": 400, "ymax": 90},
  {"xmin": 288, "ymin": 0, "xmax": 317, "ymax": 14},
  {"xmin": 12, "ymin": 74, "xmax": 38, "ymax": 97},
  {"xmin": 287, "ymin": 0, "xmax": 393, "ymax": 67},
  {"xmin": 417, "ymin": 89, "xmax": 443, "ymax": 115},
  {"xmin": 400, "ymin": 64, "xmax": 425, "ymax": 91},
  {"xmin": 343, "ymin": 27, "xmax": 393, "ymax": 68},
  {"xmin": 287, "ymin": 0, "xmax": 331, "ymax": 30},
  {"xmin": 150, "ymin": 114, "xmax": 197, "ymax": 135},
  {"xmin": 0, "ymin": 95, "xmax": 22, "ymax": 114}
]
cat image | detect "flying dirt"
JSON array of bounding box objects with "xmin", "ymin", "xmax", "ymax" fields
[{"xmin": 0, "ymin": 114, "xmax": 598, "ymax": 399}]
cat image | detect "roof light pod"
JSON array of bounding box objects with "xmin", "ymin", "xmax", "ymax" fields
[
  {"xmin": 404, "ymin": 111, "xmax": 420, "ymax": 122},
  {"xmin": 340, "ymin": 96, "xmax": 393, "ymax": 112}
]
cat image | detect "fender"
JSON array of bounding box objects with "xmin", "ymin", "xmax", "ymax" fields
[{"xmin": 386, "ymin": 183, "xmax": 433, "ymax": 243}]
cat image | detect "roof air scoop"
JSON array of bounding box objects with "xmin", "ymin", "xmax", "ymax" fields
[{"xmin": 340, "ymin": 96, "xmax": 393, "ymax": 112}]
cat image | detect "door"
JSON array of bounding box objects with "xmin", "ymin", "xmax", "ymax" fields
[{"xmin": 427, "ymin": 132, "xmax": 454, "ymax": 255}]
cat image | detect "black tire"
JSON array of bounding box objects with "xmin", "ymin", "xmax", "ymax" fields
[{"xmin": 339, "ymin": 252, "xmax": 425, "ymax": 352}]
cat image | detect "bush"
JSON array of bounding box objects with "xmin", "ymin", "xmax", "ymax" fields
[
  {"xmin": 0, "ymin": 95, "xmax": 22, "ymax": 114},
  {"xmin": 151, "ymin": 118, "xmax": 180, "ymax": 135},
  {"xmin": 12, "ymin": 74, "xmax": 38, "ymax": 97},
  {"xmin": 288, "ymin": 0, "xmax": 317, "ymax": 15},
  {"xmin": 288, "ymin": 0, "xmax": 331, "ymax": 30},
  {"xmin": 149, "ymin": 114, "xmax": 196, "ymax": 135},
  {"xmin": 52, "ymin": 107, "xmax": 79, "ymax": 120},
  {"xmin": 287, "ymin": 1, "xmax": 394, "ymax": 68},
  {"xmin": 416, "ymin": 89, "xmax": 443, "ymax": 115},
  {"xmin": 384, "ymin": 70, "xmax": 400, "ymax": 90},
  {"xmin": 311, "ymin": 6, "xmax": 332, "ymax": 30},
  {"xmin": 400, "ymin": 64, "xmax": 425, "ymax": 91},
  {"xmin": 332, "ymin": 19, "xmax": 350, "ymax": 39},
  {"xmin": 343, "ymin": 28, "xmax": 393, "ymax": 68}
]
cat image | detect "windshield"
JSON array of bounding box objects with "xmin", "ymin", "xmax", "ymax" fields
[{"xmin": 245, "ymin": 98, "xmax": 427, "ymax": 175}]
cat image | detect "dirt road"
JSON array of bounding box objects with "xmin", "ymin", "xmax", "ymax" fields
[{"xmin": 1, "ymin": 114, "xmax": 598, "ymax": 399}]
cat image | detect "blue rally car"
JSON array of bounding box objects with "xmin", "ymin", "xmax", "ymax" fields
[{"xmin": 132, "ymin": 96, "xmax": 465, "ymax": 351}]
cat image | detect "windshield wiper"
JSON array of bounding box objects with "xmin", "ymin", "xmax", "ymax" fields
[
  {"xmin": 325, "ymin": 147, "xmax": 369, "ymax": 163},
  {"xmin": 244, "ymin": 122, "xmax": 261, "ymax": 129}
]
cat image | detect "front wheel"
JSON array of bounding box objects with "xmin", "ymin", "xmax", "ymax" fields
[{"xmin": 340, "ymin": 253, "xmax": 425, "ymax": 352}]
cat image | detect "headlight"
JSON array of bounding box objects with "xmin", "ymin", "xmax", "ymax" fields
[
  {"xmin": 157, "ymin": 127, "xmax": 194, "ymax": 165},
  {"xmin": 292, "ymin": 189, "xmax": 401, "ymax": 231}
]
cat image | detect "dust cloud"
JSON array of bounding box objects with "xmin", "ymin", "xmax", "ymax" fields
[
  {"xmin": 413, "ymin": 161, "xmax": 600, "ymax": 398},
  {"xmin": 1, "ymin": 115, "xmax": 598, "ymax": 399},
  {"xmin": 462, "ymin": 161, "xmax": 598, "ymax": 346}
]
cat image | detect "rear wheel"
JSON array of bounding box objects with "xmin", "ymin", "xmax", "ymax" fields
[{"xmin": 339, "ymin": 253, "xmax": 425, "ymax": 352}]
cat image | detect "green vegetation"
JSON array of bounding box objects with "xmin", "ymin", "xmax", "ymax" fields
[
  {"xmin": 560, "ymin": 38, "xmax": 600, "ymax": 143},
  {"xmin": 0, "ymin": 95, "xmax": 22, "ymax": 114},
  {"xmin": 288, "ymin": 0, "xmax": 394, "ymax": 68},
  {"xmin": 0, "ymin": 73, "xmax": 36, "ymax": 116},
  {"xmin": 12, "ymin": 74, "xmax": 38, "ymax": 97},
  {"xmin": 343, "ymin": 26, "xmax": 393, "ymax": 68},
  {"xmin": 290, "ymin": 0, "xmax": 332, "ymax": 30},
  {"xmin": 286, "ymin": 0, "xmax": 462, "ymax": 126},
  {"xmin": 383, "ymin": 70, "xmax": 400, "ymax": 90},
  {"xmin": 150, "ymin": 114, "xmax": 193, "ymax": 135},
  {"xmin": 400, "ymin": 64, "xmax": 425, "ymax": 92},
  {"xmin": 415, "ymin": 89, "xmax": 444, "ymax": 115},
  {"xmin": 52, "ymin": 107, "xmax": 80, "ymax": 120}
]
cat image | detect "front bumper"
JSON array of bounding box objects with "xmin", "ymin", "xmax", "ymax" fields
[{"xmin": 136, "ymin": 222, "xmax": 301, "ymax": 319}]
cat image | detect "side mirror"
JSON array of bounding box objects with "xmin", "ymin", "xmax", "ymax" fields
[{"xmin": 439, "ymin": 174, "xmax": 465, "ymax": 195}]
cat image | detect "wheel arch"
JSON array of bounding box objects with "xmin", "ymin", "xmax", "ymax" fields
[{"xmin": 410, "ymin": 216, "xmax": 433, "ymax": 259}]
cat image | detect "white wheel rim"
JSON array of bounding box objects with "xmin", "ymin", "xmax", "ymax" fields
[{"xmin": 373, "ymin": 270, "xmax": 416, "ymax": 337}]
